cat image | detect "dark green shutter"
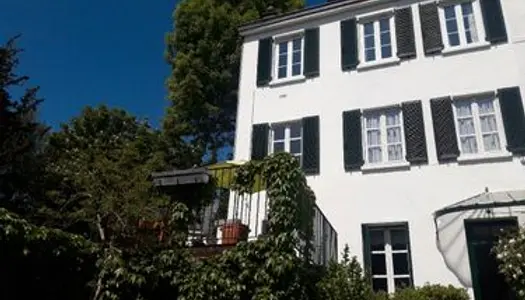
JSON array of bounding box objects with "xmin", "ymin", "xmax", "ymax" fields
[
  {"xmin": 395, "ymin": 7, "xmax": 417, "ymax": 59},
  {"xmin": 419, "ymin": 3, "xmax": 444, "ymax": 55},
  {"xmin": 302, "ymin": 116, "xmax": 320, "ymax": 175},
  {"xmin": 251, "ymin": 123, "xmax": 269, "ymax": 160},
  {"xmin": 498, "ymin": 87, "xmax": 525, "ymax": 154},
  {"xmin": 402, "ymin": 101, "xmax": 428, "ymax": 164},
  {"xmin": 256, "ymin": 38, "xmax": 272, "ymax": 86},
  {"xmin": 480, "ymin": 0, "xmax": 507, "ymax": 44},
  {"xmin": 361, "ymin": 224, "xmax": 372, "ymax": 276},
  {"xmin": 343, "ymin": 110, "xmax": 364, "ymax": 171},
  {"xmin": 430, "ymin": 97, "xmax": 460, "ymax": 162},
  {"xmin": 304, "ymin": 27, "xmax": 320, "ymax": 78},
  {"xmin": 340, "ymin": 19, "xmax": 359, "ymax": 71}
]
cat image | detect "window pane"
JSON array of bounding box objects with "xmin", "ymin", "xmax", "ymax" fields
[
  {"xmin": 456, "ymin": 102, "xmax": 473, "ymax": 117},
  {"xmin": 386, "ymin": 111, "xmax": 400, "ymax": 125},
  {"xmin": 388, "ymin": 144, "xmax": 403, "ymax": 161},
  {"xmin": 371, "ymin": 253, "xmax": 387, "ymax": 275},
  {"xmin": 368, "ymin": 147, "xmax": 382, "ymax": 163},
  {"xmin": 391, "ymin": 229, "xmax": 408, "ymax": 250},
  {"xmin": 290, "ymin": 123, "xmax": 301, "ymax": 138},
  {"xmin": 393, "ymin": 253, "xmax": 409, "ymax": 275},
  {"xmin": 381, "ymin": 46, "xmax": 392, "ymax": 58},
  {"xmin": 292, "ymin": 51, "xmax": 301, "ymax": 64},
  {"xmin": 461, "ymin": 2, "xmax": 478, "ymax": 44},
  {"xmin": 379, "ymin": 18, "xmax": 390, "ymax": 32},
  {"xmin": 290, "ymin": 139, "xmax": 301, "ymax": 154},
  {"xmin": 292, "ymin": 64, "xmax": 301, "ymax": 76},
  {"xmin": 387, "ymin": 127, "xmax": 401, "ymax": 143},
  {"xmin": 366, "ymin": 115, "xmax": 381, "ymax": 128},
  {"xmin": 273, "ymin": 126, "xmax": 285, "ymax": 140},
  {"xmin": 367, "ymin": 130, "xmax": 381, "ymax": 146},
  {"xmin": 364, "ymin": 22, "xmax": 374, "ymax": 35},
  {"xmin": 395, "ymin": 278, "xmax": 411, "ymax": 290},
  {"xmin": 279, "ymin": 42, "xmax": 288, "ymax": 54},
  {"xmin": 478, "ymin": 99, "xmax": 495, "ymax": 114},
  {"xmin": 460, "ymin": 136, "xmax": 478, "ymax": 154},
  {"xmin": 373, "ymin": 278, "xmax": 388, "ymax": 293},
  {"xmin": 366, "ymin": 49, "xmax": 376, "ymax": 61},
  {"xmin": 444, "ymin": 6, "xmax": 460, "ymax": 47},
  {"xmin": 273, "ymin": 141, "xmax": 285, "ymax": 152},
  {"xmin": 278, "ymin": 67, "xmax": 287, "ymax": 79},
  {"xmin": 370, "ymin": 230, "xmax": 385, "ymax": 251},
  {"xmin": 483, "ymin": 134, "xmax": 501, "ymax": 151},
  {"xmin": 458, "ymin": 118, "xmax": 476, "ymax": 135},
  {"xmin": 292, "ymin": 38, "xmax": 301, "ymax": 51}
]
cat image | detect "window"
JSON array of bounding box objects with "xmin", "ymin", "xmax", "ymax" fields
[
  {"xmin": 453, "ymin": 96, "xmax": 506, "ymax": 155},
  {"xmin": 275, "ymin": 36, "xmax": 303, "ymax": 80},
  {"xmin": 361, "ymin": 16, "xmax": 394, "ymax": 63},
  {"xmin": 363, "ymin": 223, "xmax": 413, "ymax": 294},
  {"xmin": 440, "ymin": 1, "xmax": 482, "ymax": 48},
  {"xmin": 363, "ymin": 108, "xmax": 404, "ymax": 164},
  {"xmin": 270, "ymin": 122, "xmax": 302, "ymax": 164}
]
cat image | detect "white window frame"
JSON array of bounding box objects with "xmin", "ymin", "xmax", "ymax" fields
[
  {"xmin": 357, "ymin": 10, "xmax": 398, "ymax": 67},
  {"xmin": 437, "ymin": 0, "xmax": 487, "ymax": 50},
  {"xmin": 362, "ymin": 107, "xmax": 406, "ymax": 166},
  {"xmin": 365, "ymin": 225, "xmax": 412, "ymax": 294},
  {"xmin": 269, "ymin": 121, "xmax": 303, "ymax": 166},
  {"xmin": 452, "ymin": 92, "xmax": 509, "ymax": 158},
  {"xmin": 272, "ymin": 31, "xmax": 305, "ymax": 83}
]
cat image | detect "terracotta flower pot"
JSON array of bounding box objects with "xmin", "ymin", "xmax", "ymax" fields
[{"xmin": 220, "ymin": 221, "xmax": 249, "ymax": 245}]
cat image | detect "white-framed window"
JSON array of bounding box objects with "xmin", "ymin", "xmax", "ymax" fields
[
  {"xmin": 274, "ymin": 35, "xmax": 304, "ymax": 80},
  {"xmin": 363, "ymin": 223, "xmax": 413, "ymax": 294},
  {"xmin": 438, "ymin": 0, "xmax": 485, "ymax": 48},
  {"xmin": 363, "ymin": 108, "xmax": 405, "ymax": 164},
  {"xmin": 453, "ymin": 95, "xmax": 507, "ymax": 155},
  {"xmin": 270, "ymin": 121, "xmax": 302, "ymax": 165},
  {"xmin": 359, "ymin": 15, "xmax": 396, "ymax": 63}
]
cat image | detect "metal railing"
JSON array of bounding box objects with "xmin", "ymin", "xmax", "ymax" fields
[{"xmin": 186, "ymin": 165, "xmax": 338, "ymax": 265}]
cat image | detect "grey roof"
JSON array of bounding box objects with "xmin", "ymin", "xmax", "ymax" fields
[
  {"xmin": 239, "ymin": 0, "xmax": 370, "ymax": 35},
  {"xmin": 434, "ymin": 190, "xmax": 525, "ymax": 218}
]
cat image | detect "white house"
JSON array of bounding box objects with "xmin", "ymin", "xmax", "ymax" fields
[{"xmin": 232, "ymin": 0, "xmax": 525, "ymax": 299}]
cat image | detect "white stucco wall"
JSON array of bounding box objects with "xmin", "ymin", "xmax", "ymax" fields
[{"xmin": 234, "ymin": 0, "xmax": 525, "ymax": 291}]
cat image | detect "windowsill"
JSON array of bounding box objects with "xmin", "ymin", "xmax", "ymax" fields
[
  {"xmin": 442, "ymin": 41, "xmax": 491, "ymax": 56},
  {"xmin": 269, "ymin": 75, "xmax": 306, "ymax": 87},
  {"xmin": 457, "ymin": 152, "xmax": 513, "ymax": 164},
  {"xmin": 357, "ymin": 57, "xmax": 400, "ymax": 71},
  {"xmin": 361, "ymin": 161, "xmax": 410, "ymax": 172}
]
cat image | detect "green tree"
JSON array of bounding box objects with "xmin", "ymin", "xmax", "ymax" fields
[
  {"xmin": 0, "ymin": 36, "xmax": 48, "ymax": 215},
  {"xmin": 164, "ymin": 0, "xmax": 303, "ymax": 163},
  {"xmin": 42, "ymin": 105, "xmax": 168, "ymax": 249},
  {"xmin": 317, "ymin": 244, "xmax": 374, "ymax": 300}
]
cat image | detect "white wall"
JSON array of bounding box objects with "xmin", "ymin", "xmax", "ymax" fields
[{"xmin": 234, "ymin": 0, "xmax": 525, "ymax": 290}]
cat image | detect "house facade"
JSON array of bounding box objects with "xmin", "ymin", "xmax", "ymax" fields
[{"xmin": 233, "ymin": 0, "xmax": 525, "ymax": 298}]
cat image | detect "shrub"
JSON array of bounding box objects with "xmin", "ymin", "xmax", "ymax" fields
[
  {"xmin": 395, "ymin": 284, "xmax": 469, "ymax": 300},
  {"xmin": 493, "ymin": 226, "xmax": 525, "ymax": 300},
  {"xmin": 317, "ymin": 244, "xmax": 374, "ymax": 300}
]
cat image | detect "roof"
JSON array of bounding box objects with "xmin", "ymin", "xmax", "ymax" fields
[
  {"xmin": 238, "ymin": 0, "xmax": 375, "ymax": 36},
  {"xmin": 434, "ymin": 190, "xmax": 525, "ymax": 218}
]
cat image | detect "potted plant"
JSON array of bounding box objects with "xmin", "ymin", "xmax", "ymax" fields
[{"xmin": 220, "ymin": 219, "xmax": 249, "ymax": 245}]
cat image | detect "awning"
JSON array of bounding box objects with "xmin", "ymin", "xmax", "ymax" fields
[{"xmin": 433, "ymin": 189, "xmax": 525, "ymax": 287}]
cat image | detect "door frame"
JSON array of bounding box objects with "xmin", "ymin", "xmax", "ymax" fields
[{"xmin": 464, "ymin": 217, "xmax": 518, "ymax": 300}]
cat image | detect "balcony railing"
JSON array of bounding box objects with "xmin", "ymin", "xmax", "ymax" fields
[{"xmin": 152, "ymin": 164, "xmax": 338, "ymax": 265}]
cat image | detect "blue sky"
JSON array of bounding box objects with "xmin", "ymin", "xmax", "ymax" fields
[{"xmin": 1, "ymin": 0, "xmax": 323, "ymax": 129}]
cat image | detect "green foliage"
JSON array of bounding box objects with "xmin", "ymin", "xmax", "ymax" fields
[
  {"xmin": 164, "ymin": 0, "xmax": 303, "ymax": 163},
  {"xmin": 0, "ymin": 36, "xmax": 48, "ymax": 215},
  {"xmin": 43, "ymin": 105, "xmax": 169, "ymax": 249},
  {"xmin": 389, "ymin": 284, "xmax": 469, "ymax": 300},
  {"xmin": 0, "ymin": 208, "xmax": 98, "ymax": 299},
  {"xmin": 494, "ymin": 226, "xmax": 525, "ymax": 299},
  {"xmin": 317, "ymin": 245, "xmax": 374, "ymax": 300}
]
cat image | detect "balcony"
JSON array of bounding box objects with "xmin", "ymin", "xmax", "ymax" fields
[{"xmin": 151, "ymin": 162, "xmax": 338, "ymax": 265}]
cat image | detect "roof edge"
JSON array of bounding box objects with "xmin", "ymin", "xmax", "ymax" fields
[{"xmin": 238, "ymin": 0, "xmax": 381, "ymax": 37}]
